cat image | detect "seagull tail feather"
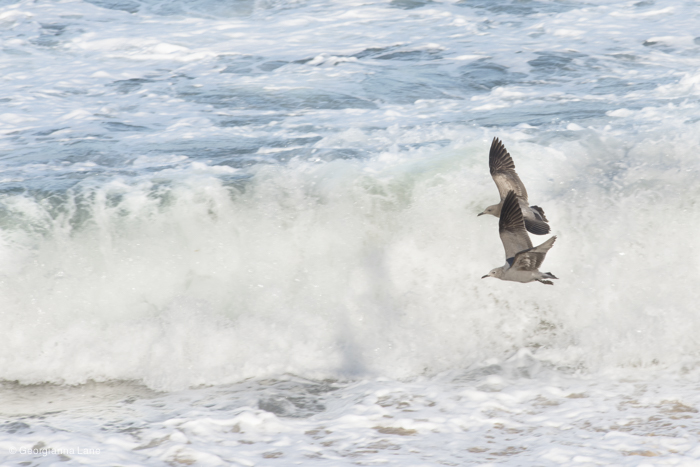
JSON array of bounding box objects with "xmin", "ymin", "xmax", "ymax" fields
[{"xmin": 530, "ymin": 205, "xmax": 548, "ymax": 222}]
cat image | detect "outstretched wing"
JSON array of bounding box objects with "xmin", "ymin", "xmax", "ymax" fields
[
  {"xmin": 511, "ymin": 236, "xmax": 557, "ymax": 271},
  {"xmin": 499, "ymin": 190, "xmax": 532, "ymax": 260},
  {"xmin": 489, "ymin": 137, "xmax": 529, "ymax": 202}
]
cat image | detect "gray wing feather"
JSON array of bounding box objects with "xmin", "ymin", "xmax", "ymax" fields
[
  {"xmin": 524, "ymin": 218, "xmax": 550, "ymax": 235},
  {"xmin": 499, "ymin": 190, "xmax": 533, "ymax": 259},
  {"xmin": 512, "ymin": 236, "xmax": 557, "ymax": 271},
  {"xmin": 489, "ymin": 138, "xmax": 528, "ymax": 202}
]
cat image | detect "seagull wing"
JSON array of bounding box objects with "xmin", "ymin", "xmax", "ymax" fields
[
  {"xmin": 511, "ymin": 236, "xmax": 557, "ymax": 271},
  {"xmin": 490, "ymin": 137, "xmax": 529, "ymax": 202},
  {"xmin": 499, "ymin": 190, "xmax": 533, "ymax": 260}
]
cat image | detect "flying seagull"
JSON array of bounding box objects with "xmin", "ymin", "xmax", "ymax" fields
[
  {"xmin": 478, "ymin": 137, "xmax": 550, "ymax": 235},
  {"xmin": 482, "ymin": 190, "xmax": 558, "ymax": 285}
]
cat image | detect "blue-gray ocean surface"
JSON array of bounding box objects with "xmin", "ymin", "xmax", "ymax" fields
[{"xmin": 1, "ymin": 0, "xmax": 700, "ymax": 465}]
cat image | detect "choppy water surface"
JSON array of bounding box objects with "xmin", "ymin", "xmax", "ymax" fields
[{"xmin": 1, "ymin": 0, "xmax": 700, "ymax": 465}]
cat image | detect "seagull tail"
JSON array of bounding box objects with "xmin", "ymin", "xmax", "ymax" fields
[
  {"xmin": 524, "ymin": 218, "xmax": 550, "ymax": 235},
  {"xmin": 530, "ymin": 205, "xmax": 548, "ymax": 222},
  {"xmin": 536, "ymin": 272, "xmax": 557, "ymax": 285}
]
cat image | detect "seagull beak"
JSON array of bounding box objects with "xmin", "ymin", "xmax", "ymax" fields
[
  {"xmin": 477, "ymin": 212, "xmax": 484, "ymax": 217},
  {"xmin": 481, "ymin": 274, "xmax": 489, "ymax": 279}
]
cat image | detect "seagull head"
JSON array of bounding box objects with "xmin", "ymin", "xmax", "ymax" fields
[
  {"xmin": 482, "ymin": 267, "xmax": 504, "ymax": 279},
  {"xmin": 477, "ymin": 204, "xmax": 500, "ymax": 217}
]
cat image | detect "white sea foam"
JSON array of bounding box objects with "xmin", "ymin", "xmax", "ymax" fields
[
  {"xmin": 1, "ymin": 0, "xmax": 700, "ymax": 464},
  {"xmin": 1, "ymin": 125, "xmax": 699, "ymax": 390}
]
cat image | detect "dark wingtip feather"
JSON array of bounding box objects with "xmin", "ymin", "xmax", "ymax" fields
[
  {"xmin": 489, "ymin": 137, "xmax": 515, "ymax": 175},
  {"xmin": 524, "ymin": 218, "xmax": 550, "ymax": 235},
  {"xmin": 499, "ymin": 190, "xmax": 524, "ymax": 233}
]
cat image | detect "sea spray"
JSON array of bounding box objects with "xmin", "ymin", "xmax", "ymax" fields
[{"xmin": 1, "ymin": 128, "xmax": 699, "ymax": 389}]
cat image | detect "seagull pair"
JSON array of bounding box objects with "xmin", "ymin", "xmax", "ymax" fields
[{"xmin": 479, "ymin": 138, "xmax": 558, "ymax": 285}]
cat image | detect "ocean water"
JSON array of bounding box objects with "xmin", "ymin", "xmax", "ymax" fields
[{"xmin": 1, "ymin": 0, "xmax": 700, "ymax": 465}]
